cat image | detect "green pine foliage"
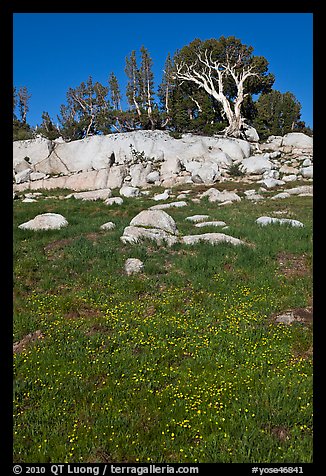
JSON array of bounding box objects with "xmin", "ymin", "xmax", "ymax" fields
[{"xmin": 253, "ymin": 90, "xmax": 303, "ymax": 140}]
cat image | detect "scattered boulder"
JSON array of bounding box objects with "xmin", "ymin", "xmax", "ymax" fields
[
  {"xmin": 256, "ymin": 216, "xmax": 304, "ymax": 227},
  {"xmin": 14, "ymin": 158, "xmax": 32, "ymax": 174},
  {"xmin": 121, "ymin": 226, "xmax": 178, "ymax": 246},
  {"xmin": 274, "ymin": 311, "xmax": 297, "ymax": 325},
  {"xmin": 286, "ymin": 185, "xmax": 313, "ymax": 196},
  {"xmin": 191, "ymin": 163, "xmax": 220, "ymax": 184},
  {"xmin": 124, "ymin": 258, "xmax": 144, "ymax": 275},
  {"xmin": 146, "ymin": 170, "xmax": 160, "ymax": 184},
  {"xmin": 259, "ymin": 135, "xmax": 283, "ymax": 152},
  {"xmin": 271, "ymin": 192, "xmax": 291, "ymax": 200},
  {"xmin": 130, "ymin": 163, "xmax": 152, "ymax": 187},
  {"xmin": 100, "ymin": 221, "xmax": 116, "ymax": 231},
  {"xmin": 130, "ymin": 209, "xmax": 178, "ymax": 235},
  {"xmin": 181, "ymin": 232, "xmax": 249, "ymax": 246},
  {"xmin": 18, "ymin": 213, "xmax": 68, "ymax": 231},
  {"xmin": 242, "ymin": 123, "xmax": 260, "ymax": 142},
  {"xmin": 282, "ymin": 132, "xmax": 313, "ymax": 149},
  {"xmin": 107, "ymin": 165, "xmax": 127, "ymax": 189},
  {"xmin": 245, "ymin": 193, "xmax": 264, "ymax": 201},
  {"xmin": 282, "ymin": 174, "xmax": 298, "ymax": 183},
  {"xmin": 302, "ymin": 158, "xmax": 312, "ymax": 167},
  {"xmin": 214, "ymin": 137, "xmax": 250, "ymax": 161},
  {"xmin": 279, "ymin": 165, "xmax": 299, "ymax": 175},
  {"xmin": 201, "ymin": 188, "xmax": 241, "ymax": 203},
  {"xmin": 194, "ymin": 221, "xmax": 227, "ymax": 228},
  {"xmin": 153, "ymin": 189, "xmax": 170, "ymax": 201},
  {"xmin": 25, "ymin": 192, "xmax": 43, "ymax": 199},
  {"xmin": 15, "ymin": 169, "xmax": 32, "ymax": 184},
  {"xmin": 150, "ymin": 201, "xmax": 187, "ymax": 210},
  {"xmin": 185, "ymin": 215, "xmax": 210, "ymax": 223},
  {"xmin": 273, "ymin": 307, "xmax": 313, "ymax": 325},
  {"xmin": 259, "ymin": 178, "xmax": 286, "ymax": 188},
  {"xmin": 119, "ymin": 186, "xmax": 140, "ymax": 198},
  {"xmin": 300, "ymin": 166, "xmax": 313, "ymax": 179},
  {"xmin": 160, "ymin": 156, "xmax": 181, "ymax": 176},
  {"xmin": 22, "ymin": 197, "xmax": 37, "ymax": 203},
  {"xmin": 30, "ymin": 171, "xmax": 47, "ymax": 181},
  {"xmin": 68, "ymin": 188, "xmax": 112, "ymax": 201},
  {"xmin": 121, "ymin": 209, "xmax": 179, "ymax": 246},
  {"xmin": 104, "ymin": 197, "xmax": 124, "ymax": 206},
  {"xmin": 240, "ymin": 155, "xmax": 273, "ymax": 175}
]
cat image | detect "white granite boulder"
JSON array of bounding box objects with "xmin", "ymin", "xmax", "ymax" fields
[
  {"xmin": 300, "ymin": 166, "xmax": 313, "ymax": 179},
  {"xmin": 201, "ymin": 188, "xmax": 241, "ymax": 204},
  {"xmin": 130, "ymin": 163, "xmax": 153, "ymax": 187},
  {"xmin": 242, "ymin": 124, "xmax": 260, "ymax": 142},
  {"xmin": 119, "ymin": 186, "xmax": 140, "ymax": 198},
  {"xmin": 286, "ymin": 185, "xmax": 313, "ymax": 196},
  {"xmin": 146, "ymin": 170, "xmax": 160, "ymax": 184},
  {"xmin": 181, "ymin": 232, "xmax": 248, "ymax": 246},
  {"xmin": 15, "ymin": 169, "xmax": 32, "ymax": 184},
  {"xmin": 100, "ymin": 221, "xmax": 116, "ymax": 230},
  {"xmin": 121, "ymin": 209, "xmax": 179, "ymax": 246},
  {"xmin": 153, "ymin": 190, "xmax": 170, "ymax": 201},
  {"xmin": 124, "ymin": 258, "xmax": 144, "ymax": 275},
  {"xmin": 259, "ymin": 178, "xmax": 286, "ymax": 189},
  {"xmin": 282, "ymin": 175, "xmax": 298, "ymax": 183},
  {"xmin": 30, "ymin": 172, "xmax": 47, "ymax": 181},
  {"xmin": 69, "ymin": 188, "xmax": 112, "ymax": 201},
  {"xmin": 160, "ymin": 157, "xmax": 181, "ymax": 177},
  {"xmin": 256, "ymin": 216, "xmax": 304, "ymax": 227},
  {"xmin": 104, "ymin": 197, "xmax": 124, "ymax": 206},
  {"xmin": 130, "ymin": 209, "xmax": 178, "ymax": 235},
  {"xmin": 191, "ymin": 163, "xmax": 220, "ymax": 184},
  {"xmin": 271, "ymin": 192, "xmax": 291, "ymax": 200},
  {"xmin": 194, "ymin": 221, "xmax": 227, "ymax": 228},
  {"xmin": 240, "ymin": 155, "xmax": 273, "ymax": 175},
  {"xmin": 14, "ymin": 158, "xmax": 32, "ymax": 174},
  {"xmin": 185, "ymin": 215, "xmax": 210, "ymax": 223},
  {"xmin": 18, "ymin": 213, "xmax": 68, "ymax": 231},
  {"xmin": 282, "ymin": 132, "xmax": 313, "ymax": 149},
  {"xmin": 149, "ymin": 201, "xmax": 188, "ymax": 210},
  {"xmin": 107, "ymin": 165, "xmax": 127, "ymax": 189},
  {"xmin": 121, "ymin": 226, "xmax": 179, "ymax": 246}
]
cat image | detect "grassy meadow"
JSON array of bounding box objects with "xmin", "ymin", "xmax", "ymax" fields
[{"xmin": 13, "ymin": 181, "xmax": 313, "ymax": 463}]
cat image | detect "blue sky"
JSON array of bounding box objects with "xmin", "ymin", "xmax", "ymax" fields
[{"xmin": 13, "ymin": 13, "xmax": 313, "ymax": 128}]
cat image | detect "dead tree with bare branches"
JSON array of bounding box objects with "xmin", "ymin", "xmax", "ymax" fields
[
  {"xmin": 174, "ymin": 49, "xmax": 260, "ymax": 137},
  {"xmin": 173, "ymin": 37, "xmax": 274, "ymax": 137}
]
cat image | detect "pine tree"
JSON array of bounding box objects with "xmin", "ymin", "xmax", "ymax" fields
[
  {"xmin": 158, "ymin": 53, "xmax": 175, "ymax": 127},
  {"xmin": 125, "ymin": 47, "xmax": 156, "ymax": 130},
  {"xmin": 139, "ymin": 46, "xmax": 155, "ymax": 129},
  {"xmin": 108, "ymin": 72, "xmax": 122, "ymax": 111},
  {"xmin": 37, "ymin": 112, "xmax": 60, "ymax": 140},
  {"xmin": 253, "ymin": 90, "xmax": 302, "ymax": 139},
  {"xmin": 125, "ymin": 50, "xmax": 142, "ymax": 123},
  {"xmin": 13, "ymin": 86, "xmax": 34, "ymax": 141},
  {"xmin": 57, "ymin": 76, "xmax": 111, "ymax": 140},
  {"xmin": 17, "ymin": 86, "xmax": 32, "ymax": 124}
]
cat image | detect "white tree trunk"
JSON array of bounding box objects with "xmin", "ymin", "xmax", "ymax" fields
[{"xmin": 175, "ymin": 51, "xmax": 258, "ymax": 137}]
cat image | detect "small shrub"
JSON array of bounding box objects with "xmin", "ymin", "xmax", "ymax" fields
[
  {"xmin": 168, "ymin": 131, "xmax": 183, "ymax": 139},
  {"xmin": 129, "ymin": 144, "xmax": 152, "ymax": 162},
  {"xmin": 227, "ymin": 163, "xmax": 245, "ymax": 177}
]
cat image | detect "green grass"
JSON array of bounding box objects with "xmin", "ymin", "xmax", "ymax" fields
[{"xmin": 13, "ymin": 183, "xmax": 313, "ymax": 463}]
